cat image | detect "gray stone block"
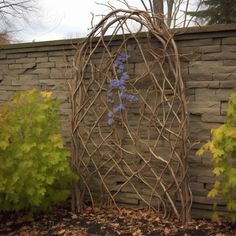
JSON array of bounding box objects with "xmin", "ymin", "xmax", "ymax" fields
[
  {"xmin": 0, "ymin": 59, "xmax": 15, "ymax": 64},
  {"xmin": 185, "ymin": 81, "xmax": 219, "ymax": 88},
  {"xmin": 36, "ymin": 57, "xmax": 49, "ymax": 63},
  {"xmin": 219, "ymin": 80, "xmax": 236, "ymax": 88},
  {"xmin": 48, "ymin": 50, "xmax": 74, "ymax": 56},
  {"xmin": 223, "ymin": 60, "xmax": 236, "ymax": 66},
  {"xmin": 220, "ymin": 102, "xmax": 228, "ymax": 115},
  {"xmin": 7, "ymin": 53, "xmax": 27, "ymax": 59},
  {"xmin": 49, "ymin": 56, "xmax": 67, "ymax": 62},
  {"xmin": 19, "ymin": 74, "xmax": 39, "ymax": 80},
  {"xmin": 213, "ymin": 73, "xmax": 236, "ymax": 81},
  {"xmin": 201, "ymin": 114, "xmax": 226, "ymax": 123},
  {"xmin": 222, "ymin": 37, "xmax": 236, "ymax": 45},
  {"xmin": 188, "ymin": 101, "xmax": 220, "ymax": 115},
  {"xmin": 202, "ymin": 51, "xmax": 236, "ymax": 60},
  {"xmin": 0, "ymin": 91, "xmax": 14, "ymax": 101},
  {"xmin": 0, "ymin": 64, "xmax": 9, "ymax": 70},
  {"xmin": 9, "ymin": 64, "xmax": 22, "ymax": 69},
  {"xmin": 15, "ymin": 58, "xmax": 36, "ymax": 63},
  {"xmin": 222, "ymin": 45, "xmax": 236, "ymax": 52},
  {"xmin": 37, "ymin": 62, "xmax": 55, "ymax": 68},
  {"xmin": 27, "ymin": 52, "xmax": 48, "ymax": 57},
  {"xmin": 30, "ymin": 68, "xmax": 51, "ymax": 74},
  {"xmin": 22, "ymin": 63, "xmax": 37, "ymax": 69}
]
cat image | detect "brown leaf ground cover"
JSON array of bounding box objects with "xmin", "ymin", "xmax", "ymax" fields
[{"xmin": 0, "ymin": 202, "xmax": 235, "ymax": 236}]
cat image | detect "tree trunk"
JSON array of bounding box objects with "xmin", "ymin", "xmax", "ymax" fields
[
  {"xmin": 153, "ymin": 0, "xmax": 164, "ymax": 15},
  {"xmin": 152, "ymin": 0, "xmax": 164, "ymax": 27},
  {"xmin": 167, "ymin": 0, "xmax": 174, "ymax": 27}
]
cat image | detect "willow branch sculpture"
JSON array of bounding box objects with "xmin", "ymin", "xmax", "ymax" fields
[{"xmin": 69, "ymin": 8, "xmax": 192, "ymax": 223}]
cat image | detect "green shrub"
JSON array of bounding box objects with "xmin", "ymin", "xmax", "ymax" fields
[
  {"xmin": 197, "ymin": 92, "xmax": 236, "ymax": 221},
  {"xmin": 0, "ymin": 90, "xmax": 76, "ymax": 212}
]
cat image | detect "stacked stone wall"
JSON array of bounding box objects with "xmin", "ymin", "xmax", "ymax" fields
[{"xmin": 0, "ymin": 24, "xmax": 235, "ymax": 218}]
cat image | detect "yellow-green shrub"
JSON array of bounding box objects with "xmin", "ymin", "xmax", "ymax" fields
[
  {"xmin": 197, "ymin": 92, "xmax": 236, "ymax": 221},
  {"xmin": 0, "ymin": 90, "xmax": 76, "ymax": 212}
]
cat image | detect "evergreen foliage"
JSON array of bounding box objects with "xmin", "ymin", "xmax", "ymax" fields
[
  {"xmin": 0, "ymin": 90, "xmax": 76, "ymax": 212},
  {"xmin": 197, "ymin": 93, "xmax": 236, "ymax": 221},
  {"xmin": 188, "ymin": 0, "xmax": 236, "ymax": 25}
]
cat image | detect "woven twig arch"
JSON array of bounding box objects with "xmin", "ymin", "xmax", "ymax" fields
[{"xmin": 70, "ymin": 9, "xmax": 192, "ymax": 223}]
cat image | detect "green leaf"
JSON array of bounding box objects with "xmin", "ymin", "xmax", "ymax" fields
[
  {"xmin": 197, "ymin": 92, "xmax": 236, "ymax": 222},
  {"xmin": 213, "ymin": 167, "xmax": 224, "ymax": 176},
  {"xmin": 227, "ymin": 200, "xmax": 236, "ymax": 211},
  {"xmin": 208, "ymin": 188, "xmax": 218, "ymax": 198},
  {"xmin": 0, "ymin": 90, "xmax": 77, "ymax": 212},
  {"xmin": 196, "ymin": 143, "xmax": 210, "ymax": 156},
  {"xmin": 0, "ymin": 140, "xmax": 9, "ymax": 150},
  {"xmin": 211, "ymin": 211, "xmax": 219, "ymax": 222}
]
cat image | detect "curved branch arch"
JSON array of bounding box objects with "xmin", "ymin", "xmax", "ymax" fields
[{"xmin": 70, "ymin": 8, "xmax": 192, "ymax": 223}]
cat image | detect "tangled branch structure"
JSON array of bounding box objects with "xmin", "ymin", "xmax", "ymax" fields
[{"xmin": 70, "ymin": 8, "xmax": 192, "ymax": 223}]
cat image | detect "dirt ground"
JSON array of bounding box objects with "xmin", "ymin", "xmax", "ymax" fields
[{"xmin": 0, "ymin": 203, "xmax": 235, "ymax": 236}]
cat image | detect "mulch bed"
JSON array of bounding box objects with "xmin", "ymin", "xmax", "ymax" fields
[{"xmin": 0, "ymin": 203, "xmax": 235, "ymax": 236}]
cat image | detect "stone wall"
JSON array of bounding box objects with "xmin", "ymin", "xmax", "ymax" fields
[
  {"xmin": 0, "ymin": 24, "xmax": 236, "ymax": 218},
  {"xmin": 0, "ymin": 40, "xmax": 75, "ymax": 145},
  {"xmin": 176, "ymin": 25, "xmax": 236, "ymax": 217}
]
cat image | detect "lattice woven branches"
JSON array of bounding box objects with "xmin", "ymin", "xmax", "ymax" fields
[{"xmin": 70, "ymin": 8, "xmax": 192, "ymax": 223}]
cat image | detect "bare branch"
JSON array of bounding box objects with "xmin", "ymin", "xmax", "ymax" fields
[{"xmin": 0, "ymin": 0, "xmax": 37, "ymax": 35}]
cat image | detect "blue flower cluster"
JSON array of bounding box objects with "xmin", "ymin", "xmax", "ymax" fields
[{"xmin": 107, "ymin": 53, "xmax": 138, "ymax": 125}]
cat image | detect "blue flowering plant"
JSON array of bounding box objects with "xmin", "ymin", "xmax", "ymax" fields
[{"xmin": 107, "ymin": 53, "xmax": 138, "ymax": 125}]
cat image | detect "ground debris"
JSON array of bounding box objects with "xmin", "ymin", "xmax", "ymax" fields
[{"xmin": 0, "ymin": 204, "xmax": 235, "ymax": 236}]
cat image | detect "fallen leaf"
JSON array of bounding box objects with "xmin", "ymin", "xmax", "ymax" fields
[
  {"xmin": 164, "ymin": 227, "xmax": 171, "ymax": 235},
  {"xmin": 71, "ymin": 214, "xmax": 78, "ymax": 219},
  {"xmin": 58, "ymin": 229, "xmax": 66, "ymax": 235},
  {"xmin": 110, "ymin": 223, "xmax": 119, "ymax": 229},
  {"xmin": 132, "ymin": 229, "xmax": 143, "ymax": 236}
]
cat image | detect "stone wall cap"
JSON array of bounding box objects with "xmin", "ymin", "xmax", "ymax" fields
[
  {"xmin": 0, "ymin": 23, "xmax": 235, "ymax": 50},
  {"xmin": 174, "ymin": 23, "xmax": 236, "ymax": 35}
]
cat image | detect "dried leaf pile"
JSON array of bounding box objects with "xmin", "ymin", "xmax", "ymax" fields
[{"xmin": 0, "ymin": 203, "xmax": 235, "ymax": 236}]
